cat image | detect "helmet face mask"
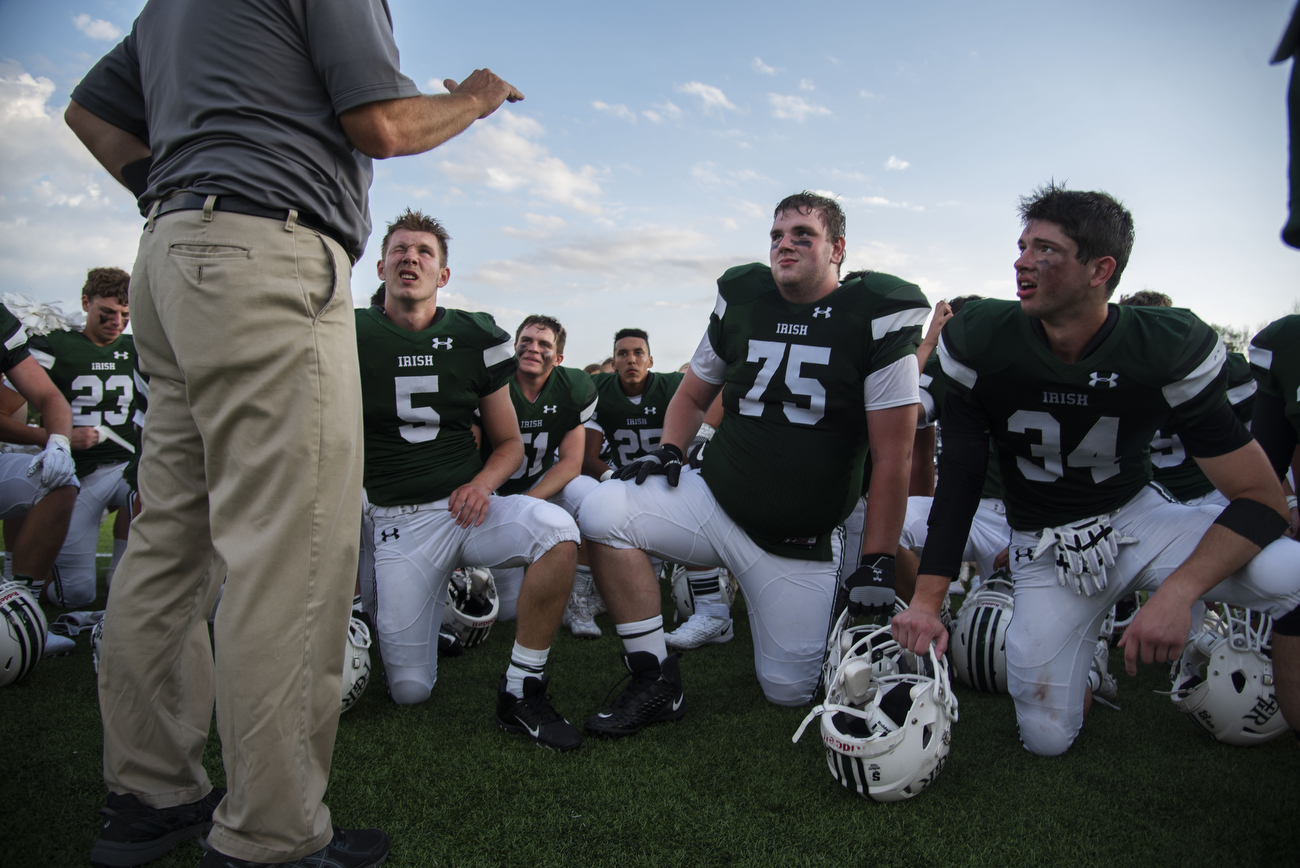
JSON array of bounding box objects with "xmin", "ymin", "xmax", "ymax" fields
[
  {"xmin": 443, "ymin": 568, "xmax": 499, "ymax": 648},
  {"xmin": 341, "ymin": 616, "xmax": 372, "ymax": 714},
  {"xmin": 949, "ymin": 571, "xmax": 1014, "ymax": 694},
  {"xmin": 795, "ymin": 611, "xmax": 959, "ymax": 802},
  {"xmin": 0, "ymin": 581, "xmax": 47, "ymax": 687},
  {"xmin": 1167, "ymin": 604, "xmax": 1290, "ymax": 746}
]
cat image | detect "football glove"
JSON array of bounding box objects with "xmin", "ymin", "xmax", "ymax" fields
[
  {"xmin": 26, "ymin": 433, "xmax": 76, "ymax": 489},
  {"xmin": 686, "ymin": 423, "xmax": 715, "ymax": 470},
  {"xmin": 1033, "ymin": 515, "xmax": 1135, "ymax": 596},
  {"xmin": 613, "ymin": 443, "xmax": 684, "ymax": 486},
  {"xmin": 843, "ymin": 553, "xmax": 896, "ymax": 616}
]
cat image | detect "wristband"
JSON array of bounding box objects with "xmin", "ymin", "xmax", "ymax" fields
[
  {"xmin": 1213, "ymin": 497, "xmax": 1290, "ymax": 548},
  {"xmin": 600, "ymin": 469, "xmax": 614, "ymax": 482},
  {"xmin": 696, "ymin": 423, "xmax": 716, "ymax": 441},
  {"xmin": 47, "ymin": 433, "xmax": 71, "ymax": 451},
  {"xmin": 1287, "ymin": 495, "xmax": 1298, "ymax": 510}
]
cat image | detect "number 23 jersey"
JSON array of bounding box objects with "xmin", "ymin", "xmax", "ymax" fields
[
  {"xmin": 357, "ymin": 306, "xmax": 517, "ymax": 507},
  {"xmin": 938, "ymin": 299, "xmax": 1250, "ymax": 531}
]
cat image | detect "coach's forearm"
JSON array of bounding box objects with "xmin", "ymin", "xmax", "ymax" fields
[{"xmin": 64, "ymin": 100, "xmax": 150, "ymax": 190}]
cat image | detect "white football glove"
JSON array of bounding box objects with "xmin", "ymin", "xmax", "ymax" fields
[
  {"xmin": 1033, "ymin": 515, "xmax": 1136, "ymax": 597},
  {"xmin": 26, "ymin": 433, "xmax": 77, "ymax": 489}
]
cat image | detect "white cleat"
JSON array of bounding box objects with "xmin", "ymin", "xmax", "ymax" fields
[
  {"xmin": 562, "ymin": 571, "xmax": 602, "ymax": 638},
  {"xmin": 665, "ymin": 612, "xmax": 734, "ymax": 650},
  {"xmin": 1088, "ymin": 638, "xmax": 1119, "ymax": 709},
  {"xmin": 44, "ymin": 631, "xmax": 74, "ymax": 657}
]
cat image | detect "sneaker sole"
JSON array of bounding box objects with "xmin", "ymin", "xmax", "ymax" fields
[
  {"xmin": 584, "ymin": 700, "xmax": 686, "ymax": 737},
  {"xmin": 90, "ymin": 822, "xmax": 211, "ymax": 867},
  {"xmin": 495, "ymin": 715, "xmax": 582, "ymax": 752}
]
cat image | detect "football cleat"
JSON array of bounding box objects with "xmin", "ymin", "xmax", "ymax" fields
[
  {"xmin": 664, "ymin": 612, "xmax": 733, "ymax": 650},
  {"xmin": 1088, "ymin": 638, "xmax": 1119, "ymax": 709},
  {"xmin": 948, "ymin": 571, "xmax": 1014, "ymax": 694},
  {"xmin": 442, "ymin": 567, "xmax": 499, "ymax": 648},
  {"xmin": 1165, "ymin": 604, "xmax": 1290, "ymax": 746},
  {"xmin": 495, "ymin": 674, "xmax": 582, "ymax": 751},
  {"xmin": 585, "ymin": 651, "xmax": 685, "ymax": 737},
  {"xmin": 340, "ymin": 616, "xmax": 372, "ymax": 714},
  {"xmin": 0, "ymin": 581, "xmax": 47, "ymax": 687},
  {"xmin": 795, "ymin": 611, "xmax": 958, "ymax": 801},
  {"xmin": 43, "ymin": 631, "xmax": 75, "ymax": 657},
  {"xmin": 561, "ymin": 569, "xmax": 601, "ymax": 638}
]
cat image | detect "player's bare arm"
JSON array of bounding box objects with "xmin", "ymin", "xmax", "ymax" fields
[
  {"xmin": 581, "ymin": 428, "xmax": 609, "ymax": 479},
  {"xmin": 449, "ymin": 385, "xmax": 524, "ymax": 528},
  {"xmin": 6, "ymin": 357, "xmax": 71, "ymax": 440},
  {"xmin": 526, "ymin": 423, "xmax": 584, "ymax": 502},
  {"xmin": 862, "ymin": 404, "xmax": 916, "ymax": 558},
  {"xmin": 661, "ymin": 369, "xmax": 723, "ymax": 452},
  {"xmin": 63, "ymin": 101, "xmax": 150, "ymax": 191},
  {"xmin": 1118, "ymin": 440, "xmax": 1289, "ymax": 675},
  {"xmin": 340, "ymin": 69, "xmax": 523, "ymax": 159},
  {"xmin": 915, "ymin": 300, "xmax": 951, "ymax": 366}
]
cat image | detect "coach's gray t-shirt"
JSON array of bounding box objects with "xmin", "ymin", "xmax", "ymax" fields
[{"xmin": 70, "ymin": 0, "xmax": 420, "ymax": 261}]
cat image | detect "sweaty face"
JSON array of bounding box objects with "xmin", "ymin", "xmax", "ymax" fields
[
  {"xmin": 82, "ymin": 296, "xmax": 128, "ymax": 346},
  {"xmin": 613, "ymin": 337, "xmax": 651, "ymax": 387},
  {"xmin": 1013, "ymin": 220, "xmax": 1095, "ymax": 322},
  {"xmin": 378, "ymin": 229, "xmax": 448, "ymax": 306},
  {"xmin": 515, "ymin": 324, "xmax": 560, "ymax": 376},
  {"xmin": 769, "ymin": 208, "xmax": 843, "ymax": 294}
]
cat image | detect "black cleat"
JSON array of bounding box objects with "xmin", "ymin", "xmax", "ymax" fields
[
  {"xmin": 495, "ymin": 675, "xmax": 582, "ymax": 751},
  {"xmin": 585, "ymin": 651, "xmax": 685, "ymax": 737},
  {"xmin": 199, "ymin": 826, "xmax": 389, "ymax": 867},
  {"xmin": 90, "ymin": 788, "xmax": 224, "ymax": 867}
]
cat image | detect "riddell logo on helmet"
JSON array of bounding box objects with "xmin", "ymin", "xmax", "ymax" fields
[{"xmin": 823, "ymin": 733, "xmax": 868, "ymax": 755}]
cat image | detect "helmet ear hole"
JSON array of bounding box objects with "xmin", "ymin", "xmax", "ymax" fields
[
  {"xmin": 1230, "ymin": 670, "xmax": 1247, "ymax": 694},
  {"xmin": 921, "ymin": 722, "xmax": 934, "ymax": 750}
]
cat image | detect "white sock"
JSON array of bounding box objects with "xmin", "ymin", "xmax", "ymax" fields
[
  {"xmin": 106, "ymin": 539, "xmax": 128, "ymax": 589},
  {"xmin": 617, "ymin": 615, "xmax": 667, "ymax": 662},
  {"xmin": 505, "ymin": 642, "xmax": 549, "ymax": 698},
  {"xmin": 3, "ymin": 552, "xmax": 12, "ymax": 582}
]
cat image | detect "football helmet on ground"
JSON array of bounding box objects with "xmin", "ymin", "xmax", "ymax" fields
[
  {"xmin": 1166, "ymin": 604, "xmax": 1290, "ymax": 746},
  {"xmin": 341, "ymin": 616, "xmax": 372, "ymax": 714},
  {"xmin": 0, "ymin": 581, "xmax": 47, "ymax": 687},
  {"xmin": 948, "ymin": 570, "xmax": 1014, "ymax": 694},
  {"xmin": 443, "ymin": 567, "xmax": 499, "ymax": 648},
  {"xmin": 668, "ymin": 564, "xmax": 736, "ymax": 623},
  {"xmin": 794, "ymin": 611, "xmax": 958, "ymax": 801}
]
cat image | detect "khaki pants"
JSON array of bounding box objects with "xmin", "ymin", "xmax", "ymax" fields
[{"xmin": 99, "ymin": 208, "xmax": 363, "ymax": 862}]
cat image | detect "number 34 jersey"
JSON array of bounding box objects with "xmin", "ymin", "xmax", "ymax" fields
[
  {"xmin": 27, "ymin": 329, "xmax": 136, "ymax": 477},
  {"xmin": 357, "ymin": 306, "xmax": 517, "ymax": 507},
  {"xmin": 938, "ymin": 300, "xmax": 1250, "ymax": 531},
  {"xmin": 696, "ymin": 263, "xmax": 929, "ymax": 560}
]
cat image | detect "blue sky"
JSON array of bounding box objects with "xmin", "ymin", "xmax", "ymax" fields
[{"xmin": 1, "ymin": 0, "xmax": 1297, "ymax": 367}]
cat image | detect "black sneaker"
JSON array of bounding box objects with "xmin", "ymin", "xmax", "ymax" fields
[
  {"xmin": 585, "ymin": 651, "xmax": 685, "ymax": 737},
  {"xmin": 89, "ymin": 787, "xmax": 224, "ymax": 867},
  {"xmin": 495, "ymin": 675, "xmax": 582, "ymax": 751},
  {"xmin": 199, "ymin": 826, "xmax": 389, "ymax": 867}
]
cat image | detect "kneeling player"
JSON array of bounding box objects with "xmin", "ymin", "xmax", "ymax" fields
[
  {"xmin": 893, "ymin": 185, "xmax": 1300, "ymax": 756},
  {"xmin": 359, "ymin": 211, "xmax": 581, "ymax": 750}
]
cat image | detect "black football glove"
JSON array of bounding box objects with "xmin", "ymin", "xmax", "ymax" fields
[
  {"xmin": 843, "ymin": 553, "xmax": 897, "ymax": 616},
  {"xmin": 612, "ymin": 443, "xmax": 684, "ymax": 486}
]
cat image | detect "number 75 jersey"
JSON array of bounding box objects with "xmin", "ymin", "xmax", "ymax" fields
[{"xmin": 938, "ymin": 299, "xmax": 1249, "ymax": 531}]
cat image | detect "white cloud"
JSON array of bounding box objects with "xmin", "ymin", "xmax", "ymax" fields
[
  {"xmin": 847, "ymin": 195, "xmax": 924, "ymax": 212},
  {"xmin": 592, "ymin": 101, "xmax": 636, "ymax": 122},
  {"xmin": 799, "ymin": 78, "xmax": 815, "ymax": 91},
  {"xmin": 501, "ymin": 213, "xmax": 568, "ymax": 240},
  {"xmin": 859, "ymin": 90, "xmax": 879, "ymax": 99},
  {"xmin": 642, "ymin": 110, "xmax": 662, "ymax": 124},
  {"xmin": 752, "ymin": 57, "xmax": 777, "ymax": 75},
  {"xmin": 72, "ymin": 14, "xmax": 122, "ymax": 41},
  {"xmin": 885, "ymin": 155, "xmax": 910, "ymax": 171},
  {"xmin": 690, "ymin": 162, "xmax": 772, "ymax": 188},
  {"xmin": 827, "ymin": 55, "xmax": 843, "ymax": 67},
  {"xmin": 436, "ymin": 110, "xmax": 604, "ymax": 214},
  {"xmin": 675, "ymin": 82, "xmax": 738, "ymax": 115},
  {"xmin": 425, "ymin": 78, "xmax": 451, "ymax": 94},
  {"xmin": 767, "ymin": 93, "xmax": 831, "ymax": 122}
]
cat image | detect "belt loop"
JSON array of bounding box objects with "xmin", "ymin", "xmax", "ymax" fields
[
  {"xmin": 145, "ymin": 199, "xmax": 161, "ymax": 232},
  {"xmin": 202, "ymin": 195, "xmax": 216, "ymax": 222},
  {"xmin": 285, "ymin": 209, "xmax": 299, "ymax": 233}
]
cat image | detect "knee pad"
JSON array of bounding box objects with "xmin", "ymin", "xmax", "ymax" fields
[
  {"xmin": 387, "ymin": 678, "xmax": 432, "ymax": 706},
  {"xmin": 1016, "ymin": 712, "xmax": 1078, "ymax": 757},
  {"xmin": 576, "ymin": 483, "xmax": 629, "ymax": 542}
]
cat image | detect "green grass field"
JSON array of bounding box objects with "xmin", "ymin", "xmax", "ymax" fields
[{"xmin": 2, "ymin": 519, "xmax": 1298, "ymax": 867}]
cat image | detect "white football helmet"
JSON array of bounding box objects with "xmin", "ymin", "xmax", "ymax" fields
[
  {"xmin": 1167, "ymin": 604, "xmax": 1290, "ymax": 746},
  {"xmin": 669, "ymin": 564, "xmax": 736, "ymax": 622},
  {"xmin": 443, "ymin": 567, "xmax": 499, "ymax": 648},
  {"xmin": 948, "ymin": 570, "xmax": 1014, "ymax": 694},
  {"xmin": 794, "ymin": 611, "xmax": 958, "ymax": 802},
  {"xmin": 341, "ymin": 616, "xmax": 372, "ymax": 714},
  {"xmin": 0, "ymin": 581, "xmax": 47, "ymax": 687}
]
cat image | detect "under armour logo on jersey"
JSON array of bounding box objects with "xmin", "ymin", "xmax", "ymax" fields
[
  {"xmin": 542, "ymin": 405, "xmax": 557, "ymax": 413},
  {"xmin": 381, "ymin": 528, "xmax": 400, "ymax": 542},
  {"xmin": 813, "ymin": 307, "xmax": 833, "ymax": 318},
  {"xmin": 1012, "ymin": 546, "xmax": 1035, "ymax": 564},
  {"xmin": 644, "ymin": 406, "xmax": 657, "ymax": 415},
  {"xmin": 1088, "ymin": 371, "xmax": 1119, "ymax": 389},
  {"xmin": 431, "ymin": 338, "xmax": 454, "ymax": 350},
  {"xmin": 113, "ymin": 351, "xmax": 130, "ymax": 360}
]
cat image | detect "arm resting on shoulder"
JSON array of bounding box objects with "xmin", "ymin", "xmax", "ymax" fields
[{"xmin": 527, "ymin": 423, "xmax": 584, "ymax": 501}]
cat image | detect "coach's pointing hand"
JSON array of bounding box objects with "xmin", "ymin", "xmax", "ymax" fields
[{"xmin": 444, "ymin": 69, "xmax": 524, "ymax": 118}]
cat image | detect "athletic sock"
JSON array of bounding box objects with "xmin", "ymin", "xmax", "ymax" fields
[
  {"xmin": 106, "ymin": 538, "xmax": 128, "ymax": 589},
  {"xmin": 14, "ymin": 573, "xmax": 38, "ymax": 600},
  {"xmin": 617, "ymin": 614, "xmax": 667, "ymax": 663},
  {"xmin": 505, "ymin": 642, "xmax": 550, "ymax": 699}
]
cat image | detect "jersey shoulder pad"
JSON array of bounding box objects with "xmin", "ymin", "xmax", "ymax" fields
[
  {"xmin": 938, "ymin": 298, "xmax": 1020, "ymax": 382},
  {"xmin": 1249, "ymin": 314, "xmax": 1300, "ymax": 371},
  {"xmin": 0, "ymin": 305, "xmax": 23, "ymax": 348},
  {"xmin": 549, "ymin": 365, "xmax": 599, "ymax": 411},
  {"xmin": 716, "ymin": 262, "xmax": 776, "ymax": 306},
  {"xmin": 443, "ymin": 309, "xmax": 511, "ymax": 349},
  {"xmin": 23, "ymin": 329, "xmax": 68, "ymax": 368},
  {"xmin": 592, "ymin": 371, "xmax": 620, "ymax": 397},
  {"xmin": 1124, "ymin": 307, "xmax": 1223, "ymax": 403},
  {"xmin": 848, "ymin": 270, "xmax": 929, "ymax": 309}
]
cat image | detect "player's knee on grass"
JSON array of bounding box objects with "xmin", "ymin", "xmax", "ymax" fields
[
  {"xmin": 386, "ymin": 666, "xmax": 434, "ymax": 706},
  {"xmin": 48, "ymin": 567, "xmax": 96, "ymax": 608}
]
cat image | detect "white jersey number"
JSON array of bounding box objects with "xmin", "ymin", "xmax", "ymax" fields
[
  {"xmin": 1149, "ymin": 431, "xmax": 1186, "ymax": 468},
  {"xmin": 1008, "ymin": 411, "xmax": 1122, "ymax": 484},
  {"xmin": 613, "ymin": 427, "xmax": 662, "ymax": 468},
  {"xmin": 395, "ymin": 375, "xmax": 441, "ymax": 443},
  {"xmin": 738, "ymin": 340, "xmax": 831, "ymax": 426},
  {"xmin": 70, "ymin": 374, "xmax": 133, "ymax": 428},
  {"xmin": 510, "ymin": 431, "xmax": 550, "ymax": 480}
]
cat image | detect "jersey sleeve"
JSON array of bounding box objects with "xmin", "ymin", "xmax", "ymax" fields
[
  {"xmin": 917, "ymin": 352, "xmax": 942, "ymax": 427},
  {"xmin": 68, "ymin": 22, "xmax": 149, "ymax": 144},
  {"xmin": 479, "ymin": 320, "xmax": 518, "ymax": 396},
  {"xmin": 305, "ymin": 0, "xmax": 421, "ymax": 114},
  {"xmin": 865, "ymin": 280, "xmax": 930, "ymax": 375},
  {"xmin": 22, "ymin": 332, "xmax": 53, "ymax": 371},
  {"xmin": 574, "ymin": 374, "xmax": 598, "ymax": 424},
  {"xmin": 863, "ymin": 355, "xmax": 919, "ymax": 411},
  {"xmin": 0, "ymin": 307, "xmax": 32, "ymax": 374},
  {"xmin": 1224, "ymin": 351, "xmax": 1257, "ymax": 424},
  {"xmin": 1163, "ymin": 318, "xmax": 1233, "ymax": 436},
  {"xmin": 690, "ymin": 326, "xmax": 725, "ymax": 384}
]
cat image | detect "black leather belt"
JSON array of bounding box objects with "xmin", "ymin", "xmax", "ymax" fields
[{"xmin": 151, "ymin": 192, "xmax": 349, "ymax": 260}]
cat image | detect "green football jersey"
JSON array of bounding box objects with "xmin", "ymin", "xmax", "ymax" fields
[
  {"xmin": 357, "ymin": 306, "xmax": 517, "ymax": 507},
  {"xmin": 700, "ymin": 263, "xmax": 930, "ymax": 560},
  {"xmin": 590, "ymin": 370, "xmax": 685, "ymax": 469},
  {"xmin": 919, "ymin": 351, "xmax": 1003, "ymax": 500},
  {"xmin": 491, "ymin": 365, "xmax": 598, "ymax": 496},
  {"xmin": 1250, "ymin": 314, "xmax": 1300, "ymax": 438},
  {"xmin": 939, "ymin": 300, "xmax": 1242, "ymax": 531},
  {"xmin": 0, "ymin": 305, "xmax": 31, "ymax": 374},
  {"xmin": 27, "ymin": 329, "xmax": 136, "ymax": 477},
  {"xmin": 123, "ymin": 354, "xmax": 149, "ymax": 493},
  {"xmin": 1150, "ymin": 351, "xmax": 1256, "ymax": 501}
]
